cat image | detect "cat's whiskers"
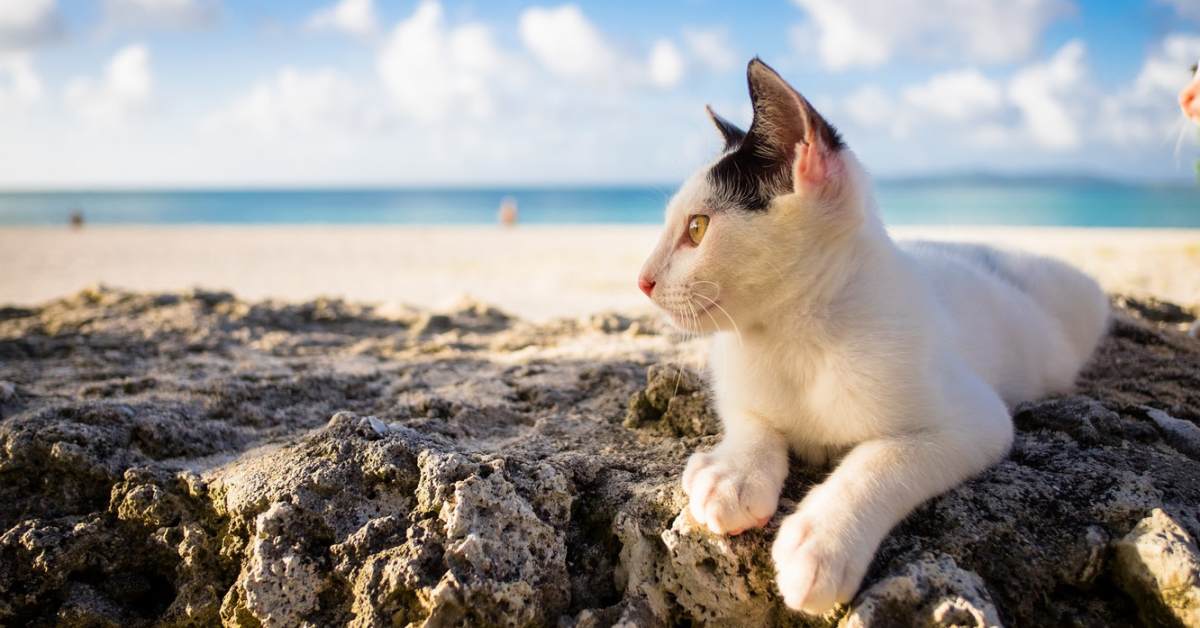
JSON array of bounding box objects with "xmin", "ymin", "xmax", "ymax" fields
[
  {"xmin": 689, "ymin": 281, "xmax": 728, "ymax": 336},
  {"xmin": 694, "ymin": 292, "xmax": 744, "ymax": 348},
  {"xmin": 690, "ymin": 280, "xmax": 722, "ymax": 303},
  {"xmin": 673, "ymin": 299, "xmax": 701, "ymax": 400},
  {"xmin": 689, "ymin": 290, "xmax": 742, "ymax": 390}
]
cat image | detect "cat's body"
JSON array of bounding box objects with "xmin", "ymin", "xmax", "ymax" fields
[
  {"xmin": 639, "ymin": 59, "xmax": 1109, "ymax": 614},
  {"xmin": 709, "ymin": 232, "xmax": 1106, "ymax": 462}
]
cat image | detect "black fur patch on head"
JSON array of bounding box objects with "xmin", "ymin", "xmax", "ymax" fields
[
  {"xmin": 706, "ymin": 58, "xmax": 845, "ymax": 213},
  {"xmin": 707, "ymin": 139, "xmax": 790, "ymax": 212}
]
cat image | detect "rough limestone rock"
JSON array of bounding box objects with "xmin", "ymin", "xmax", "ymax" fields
[
  {"xmin": 840, "ymin": 554, "xmax": 1002, "ymax": 628},
  {"xmin": 1114, "ymin": 508, "xmax": 1200, "ymax": 626},
  {"xmin": 1, "ymin": 286, "xmax": 1199, "ymax": 626}
]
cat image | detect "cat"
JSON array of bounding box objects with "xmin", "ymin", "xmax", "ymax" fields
[{"xmin": 637, "ymin": 58, "xmax": 1110, "ymax": 615}]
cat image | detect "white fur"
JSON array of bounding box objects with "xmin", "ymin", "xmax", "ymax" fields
[{"xmin": 641, "ymin": 150, "xmax": 1109, "ymax": 614}]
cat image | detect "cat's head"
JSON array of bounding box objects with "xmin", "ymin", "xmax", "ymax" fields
[{"xmin": 638, "ymin": 58, "xmax": 869, "ymax": 334}]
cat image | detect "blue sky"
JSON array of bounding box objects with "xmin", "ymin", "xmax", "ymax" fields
[{"xmin": 1, "ymin": 0, "xmax": 1198, "ymax": 187}]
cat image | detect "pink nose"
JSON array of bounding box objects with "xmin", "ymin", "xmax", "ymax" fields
[{"xmin": 638, "ymin": 276, "xmax": 656, "ymax": 297}]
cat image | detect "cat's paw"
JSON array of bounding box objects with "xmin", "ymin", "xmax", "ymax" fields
[
  {"xmin": 681, "ymin": 450, "xmax": 783, "ymax": 535},
  {"xmin": 770, "ymin": 507, "xmax": 874, "ymax": 615}
]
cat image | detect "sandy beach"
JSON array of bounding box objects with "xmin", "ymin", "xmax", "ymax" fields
[
  {"xmin": 2, "ymin": 225, "xmax": 1199, "ymax": 625},
  {"xmin": 1, "ymin": 225, "xmax": 1197, "ymax": 319},
  {"xmin": 1, "ymin": 277, "xmax": 1198, "ymax": 625}
]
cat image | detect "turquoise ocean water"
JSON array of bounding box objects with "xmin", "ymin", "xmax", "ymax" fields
[{"xmin": 0, "ymin": 179, "xmax": 1196, "ymax": 227}]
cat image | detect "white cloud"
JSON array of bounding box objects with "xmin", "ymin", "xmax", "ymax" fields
[
  {"xmin": 842, "ymin": 33, "xmax": 1200, "ymax": 157},
  {"xmin": 0, "ymin": 0, "xmax": 61, "ymax": 48},
  {"xmin": 1009, "ymin": 39, "xmax": 1086, "ymax": 149},
  {"xmin": 518, "ymin": 4, "xmax": 692, "ymax": 90},
  {"xmin": 208, "ymin": 67, "xmax": 379, "ymax": 137},
  {"xmin": 648, "ymin": 39, "xmax": 684, "ymax": 88},
  {"xmin": 1096, "ymin": 33, "xmax": 1200, "ymax": 145},
  {"xmin": 519, "ymin": 4, "xmax": 618, "ymax": 81},
  {"xmin": 844, "ymin": 71, "xmax": 1006, "ymax": 142},
  {"xmin": 64, "ymin": 44, "xmax": 152, "ymax": 124},
  {"xmin": 1129, "ymin": 33, "xmax": 1200, "ymax": 99},
  {"xmin": 682, "ymin": 27, "xmax": 737, "ymax": 73},
  {"xmin": 790, "ymin": 0, "xmax": 1071, "ymax": 70},
  {"xmin": 104, "ymin": 0, "xmax": 218, "ymax": 30},
  {"xmin": 840, "ymin": 41, "xmax": 1087, "ymax": 149},
  {"xmin": 377, "ymin": 1, "xmax": 502, "ymax": 121},
  {"xmin": 306, "ymin": 0, "xmax": 378, "ymax": 39},
  {"xmin": 903, "ymin": 69, "xmax": 1004, "ymax": 121},
  {"xmin": 843, "ymin": 84, "xmax": 902, "ymax": 131},
  {"xmin": 0, "ymin": 52, "xmax": 42, "ymax": 111}
]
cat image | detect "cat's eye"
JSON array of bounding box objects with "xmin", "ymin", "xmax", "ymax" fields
[{"xmin": 687, "ymin": 215, "xmax": 709, "ymax": 245}]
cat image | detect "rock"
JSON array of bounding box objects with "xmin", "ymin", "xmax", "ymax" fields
[
  {"xmin": 1113, "ymin": 508, "xmax": 1200, "ymax": 626},
  {"xmin": 189, "ymin": 288, "xmax": 235, "ymax": 307},
  {"xmin": 588, "ymin": 312, "xmax": 632, "ymax": 333},
  {"xmin": 1115, "ymin": 295, "xmax": 1195, "ymax": 325},
  {"xmin": 841, "ymin": 553, "xmax": 1003, "ymax": 628},
  {"xmin": 233, "ymin": 502, "xmax": 327, "ymax": 626},
  {"xmin": 1069, "ymin": 525, "xmax": 1112, "ymax": 587},
  {"xmin": 1143, "ymin": 407, "xmax": 1200, "ymax": 459},
  {"xmin": 623, "ymin": 363, "xmax": 720, "ymax": 437},
  {"xmin": 1, "ymin": 289, "xmax": 1199, "ymax": 626},
  {"xmin": 653, "ymin": 512, "xmax": 792, "ymax": 626},
  {"xmin": 0, "ymin": 380, "xmax": 14, "ymax": 401},
  {"xmin": 412, "ymin": 313, "xmax": 455, "ymax": 336}
]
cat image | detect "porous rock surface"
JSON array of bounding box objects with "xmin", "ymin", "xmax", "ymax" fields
[{"xmin": 1, "ymin": 287, "xmax": 1199, "ymax": 627}]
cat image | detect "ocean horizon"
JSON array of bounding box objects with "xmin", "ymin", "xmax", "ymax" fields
[{"xmin": 1, "ymin": 177, "xmax": 1197, "ymax": 227}]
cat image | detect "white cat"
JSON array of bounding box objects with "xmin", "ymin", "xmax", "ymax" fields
[{"xmin": 637, "ymin": 58, "xmax": 1110, "ymax": 615}]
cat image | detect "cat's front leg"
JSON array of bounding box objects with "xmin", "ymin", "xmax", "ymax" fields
[
  {"xmin": 682, "ymin": 420, "xmax": 788, "ymax": 535},
  {"xmin": 771, "ymin": 400, "xmax": 1012, "ymax": 614}
]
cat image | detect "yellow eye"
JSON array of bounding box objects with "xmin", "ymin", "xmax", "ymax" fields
[{"xmin": 687, "ymin": 215, "xmax": 709, "ymax": 245}]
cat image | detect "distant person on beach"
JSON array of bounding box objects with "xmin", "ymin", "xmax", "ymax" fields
[
  {"xmin": 1181, "ymin": 60, "xmax": 1199, "ymax": 124},
  {"xmin": 498, "ymin": 196, "xmax": 518, "ymax": 227},
  {"xmin": 69, "ymin": 210, "xmax": 84, "ymax": 230}
]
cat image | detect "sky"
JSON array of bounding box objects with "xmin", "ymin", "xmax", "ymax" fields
[{"xmin": 0, "ymin": 0, "xmax": 1198, "ymax": 187}]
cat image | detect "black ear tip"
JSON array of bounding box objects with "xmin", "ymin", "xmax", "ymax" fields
[
  {"xmin": 747, "ymin": 57, "xmax": 773, "ymax": 76},
  {"xmin": 705, "ymin": 104, "xmax": 747, "ymax": 148},
  {"xmin": 745, "ymin": 57, "xmax": 786, "ymax": 93},
  {"xmin": 746, "ymin": 57, "xmax": 762, "ymax": 78}
]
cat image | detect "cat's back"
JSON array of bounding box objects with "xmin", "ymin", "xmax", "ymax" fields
[
  {"xmin": 900, "ymin": 240, "xmax": 1023, "ymax": 288},
  {"xmin": 896, "ymin": 239, "xmax": 1109, "ymax": 402}
]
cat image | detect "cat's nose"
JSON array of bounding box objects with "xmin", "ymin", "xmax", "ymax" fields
[{"xmin": 638, "ymin": 276, "xmax": 656, "ymax": 297}]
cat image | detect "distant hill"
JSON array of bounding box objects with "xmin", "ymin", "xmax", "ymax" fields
[{"xmin": 878, "ymin": 172, "xmax": 1136, "ymax": 187}]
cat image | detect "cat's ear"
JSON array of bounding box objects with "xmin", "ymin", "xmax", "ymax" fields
[
  {"xmin": 705, "ymin": 105, "xmax": 746, "ymax": 150},
  {"xmin": 743, "ymin": 58, "xmax": 844, "ymax": 190}
]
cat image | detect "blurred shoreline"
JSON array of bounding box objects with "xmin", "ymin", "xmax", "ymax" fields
[
  {"xmin": 2, "ymin": 225, "xmax": 1197, "ymax": 319},
  {"xmin": 2, "ymin": 180, "xmax": 1199, "ymax": 227}
]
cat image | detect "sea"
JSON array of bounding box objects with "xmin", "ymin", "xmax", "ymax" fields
[{"xmin": 0, "ymin": 178, "xmax": 1197, "ymax": 227}]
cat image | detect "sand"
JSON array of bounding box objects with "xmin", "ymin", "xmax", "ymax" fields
[{"xmin": 1, "ymin": 225, "xmax": 1197, "ymax": 319}]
